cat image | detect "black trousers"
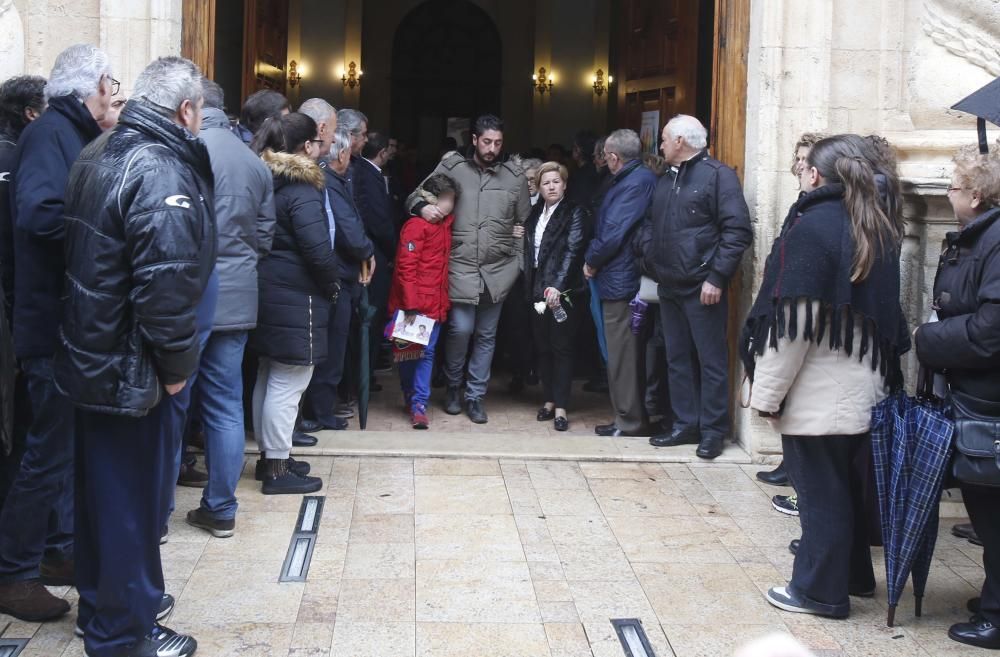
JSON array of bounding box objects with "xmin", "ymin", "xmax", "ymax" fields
[
  {"xmin": 75, "ymin": 395, "xmax": 186, "ymax": 656},
  {"xmin": 783, "ymin": 433, "xmax": 876, "ymax": 616},
  {"xmin": 530, "ymin": 300, "xmax": 581, "ymax": 410},
  {"xmin": 659, "ymin": 289, "xmax": 730, "ymax": 438},
  {"xmin": 305, "ymin": 279, "xmax": 360, "ymax": 422},
  {"xmin": 962, "ymin": 484, "xmax": 1000, "ymax": 625}
]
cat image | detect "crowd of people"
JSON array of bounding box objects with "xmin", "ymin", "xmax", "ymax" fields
[{"xmin": 0, "ymin": 43, "xmax": 997, "ymax": 656}]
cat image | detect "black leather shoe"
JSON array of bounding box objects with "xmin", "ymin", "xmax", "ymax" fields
[
  {"xmin": 756, "ymin": 462, "xmax": 790, "ymax": 486},
  {"xmin": 949, "ymin": 619, "xmax": 1000, "ymax": 649},
  {"xmin": 595, "ymin": 423, "xmax": 618, "ymax": 436},
  {"xmin": 466, "ymin": 399, "xmax": 488, "ymax": 424},
  {"xmin": 292, "ymin": 431, "xmax": 318, "ymax": 447},
  {"xmin": 444, "ymin": 386, "xmax": 462, "ymax": 415},
  {"xmin": 554, "ymin": 416, "xmax": 569, "ymax": 432},
  {"xmin": 789, "ymin": 538, "xmax": 799, "ymax": 555},
  {"xmin": 537, "ymin": 407, "xmax": 555, "ymax": 421},
  {"xmin": 297, "ymin": 418, "xmax": 322, "ymax": 434},
  {"xmin": 696, "ymin": 435, "xmax": 725, "ymax": 459},
  {"xmin": 953, "ymin": 522, "xmax": 983, "ymax": 547},
  {"xmin": 649, "ymin": 426, "xmax": 700, "ymax": 447},
  {"xmin": 315, "ymin": 416, "xmax": 348, "ymax": 431},
  {"xmin": 970, "ymin": 597, "xmax": 982, "ymax": 614}
]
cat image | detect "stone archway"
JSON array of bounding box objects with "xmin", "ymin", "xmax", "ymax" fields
[{"xmin": 389, "ymin": 0, "xmax": 502, "ymax": 168}]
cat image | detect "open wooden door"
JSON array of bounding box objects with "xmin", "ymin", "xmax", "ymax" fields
[
  {"xmin": 242, "ymin": 0, "xmax": 289, "ymax": 100},
  {"xmin": 711, "ymin": 0, "xmax": 750, "ymax": 177}
]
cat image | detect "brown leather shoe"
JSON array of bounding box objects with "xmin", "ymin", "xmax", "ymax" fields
[
  {"xmin": 0, "ymin": 579, "xmax": 70, "ymax": 621},
  {"xmin": 39, "ymin": 557, "xmax": 74, "ymax": 586}
]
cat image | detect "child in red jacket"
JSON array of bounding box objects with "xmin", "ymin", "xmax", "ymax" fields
[{"xmin": 387, "ymin": 174, "xmax": 458, "ymax": 429}]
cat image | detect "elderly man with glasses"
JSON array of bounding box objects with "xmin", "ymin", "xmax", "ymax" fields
[{"xmin": 0, "ymin": 43, "xmax": 115, "ymax": 624}]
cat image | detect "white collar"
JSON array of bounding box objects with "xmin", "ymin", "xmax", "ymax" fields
[{"xmin": 363, "ymin": 157, "xmax": 382, "ymax": 173}]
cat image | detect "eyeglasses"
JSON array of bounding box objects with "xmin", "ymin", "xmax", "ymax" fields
[
  {"xmin": 109, "ymin": 77, "xmax": 120, "ymax": 96},
  {"xmin": 308, "ymin": 139, "xmax": 325, "ymax": 146},
  {"xmin": 947, "ymin": 187, "xmax": 966, "ymax": 193}
]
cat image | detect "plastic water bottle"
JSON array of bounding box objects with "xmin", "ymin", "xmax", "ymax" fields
[{"xmin": 551, "ymin": 300, "xmax": 568, "ymax": 323}]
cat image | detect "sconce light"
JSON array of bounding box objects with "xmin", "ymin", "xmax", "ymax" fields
[
  {"xmin": 288, "ymin": 60, "xmax": 304, "ymax": 88},
  {"xmin": 592, "ymin": 69, "xmax": 612, "ymax": 97},
  {"xmin": 342, "ymin": 61, "xmax": 362, "ymax": 89},
  {"xmin": 533, "ymin": 67, "xmax": 554, "ymax": 95}
]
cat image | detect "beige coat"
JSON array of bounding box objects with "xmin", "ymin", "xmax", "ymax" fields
[
  {"xmin": 749, "ymin": 299, "xmax": 888, "ymax": 436},
  {"xmin": 406, "ymin": 152, "xmax": 530, "ymax": 305}
]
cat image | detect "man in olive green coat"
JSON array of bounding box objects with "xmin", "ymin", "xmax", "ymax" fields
[{"xmin": 406, "ymin": 114, "xmax": 530, "ymax": 424}]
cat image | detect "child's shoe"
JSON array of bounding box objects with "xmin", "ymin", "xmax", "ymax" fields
[{"xmin": 411, "ymin": 404, "xmax": 429, "ymax": 430}]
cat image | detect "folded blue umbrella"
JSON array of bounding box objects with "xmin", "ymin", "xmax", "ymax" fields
[{"xmin": 870, "ymin": 390, "xmax": 954, "ymax": 627}]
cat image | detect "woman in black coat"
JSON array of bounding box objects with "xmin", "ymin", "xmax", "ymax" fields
[
  {"xmin": 250, "ymin": 113, "xmax": 339, "ymax": 495},
  {"xmin": 915, "ymin": 145, "xmax": 1000, "ymax": 650},
  {"xmin": 524, "ymin": 161, "xmax": 590, "ymax": 431}
]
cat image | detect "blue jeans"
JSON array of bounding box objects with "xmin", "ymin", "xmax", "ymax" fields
[
  {"xmin": 191, "ymin": 331, "xmax": 248, "ymax": 521},
  {"xmin": 588, "ymin": 279, "xmax": 608, "ymax": 364},
  {"xmin": 0, "ymin": 357, "xmax": 74, "ymax": 581},
  {"xmin": 398, "ymin": 324, "xmax": 441, "ymax": 411},
  {"xmin": 444, "ymin": 296, "xmax": 504, "ymax": 401}
]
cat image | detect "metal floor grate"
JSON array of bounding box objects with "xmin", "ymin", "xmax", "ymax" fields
[
  {"xmin": 0, "ymin": 639, "xmax": 29, "ymax": 657},
  {"xmin": 279, "ymin": 496, "xmax": 325, "ymax": 582},
  {"xmin": 611, "ymin": 618, "xmax": 657, "ymax": 657}
]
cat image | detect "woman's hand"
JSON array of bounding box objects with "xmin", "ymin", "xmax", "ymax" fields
[
  {"xmin": 544, "ymin": 287, "xmax": 561, "ymax": 307},
  {"xmin": 512, "ymin": 224, "xmax": 525, "ymax": 239}
]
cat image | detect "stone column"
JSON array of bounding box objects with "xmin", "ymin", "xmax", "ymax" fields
[{"xmin": 0, "ymin": 1, "xmax": 25, "ymax": 81}]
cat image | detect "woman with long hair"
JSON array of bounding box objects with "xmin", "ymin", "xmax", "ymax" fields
[
  {"xmin": 740, "ymin": 134, "xmax": 909, "ymax": 618},
  {"xmin": 249, "ymin": 113, "xmax": 340, "ymax": 494}
]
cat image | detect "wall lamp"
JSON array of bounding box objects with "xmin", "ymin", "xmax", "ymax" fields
[
  {"xmin": 592, "ymin": 69, "xmax": 612, "ymax": 97},
  {"xmin": 288, "ymin": 60, "xmax": 305, "ymax": 88},
  {"xmin": 342, "ymin": 61, "xmax": 362, "ymax": 89},
  {"xmin": 533, "ymin": 67, "xmax": 554, "ymax": 95}
]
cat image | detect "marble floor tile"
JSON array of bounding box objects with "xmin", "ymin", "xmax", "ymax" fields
[
  {"xmin": 288, "ymin": 621, "xmax": 335, "ymax": 657},
  {"xmin": 416, "ymin": 559, "xmax": 540, "ymax": 623},
  {"xmin": 535, "ymin": 487, "xmax": 603, "ymax": 516},
  {"xmin": 342, "ymin": 541, "xmax": 415, "ymax": 579},
  {"xmin": 568, "ymin": 579, "xmax": 656, "ymax": 623},
  {"xmin": 415, "ymin": 513, "xmax": 524, "ymax": 562},
  {"xmin": 413, "ymin": 457, "xmax": 501, "ymax": 476},
  {"xmin": 330, "ymin": 621, "xmax": 415, "ymax": 657},
  {"xmin": 545, "ymin": 515, "xmax": 619, "ymax": 547},
  {"xmin": 556, "ymin": 542, "xmax": 636, "ymax": 582},
  {"xmin": 172, "ymin": 561, "xmax": 306, "ymax": 625},
  {"xmin": 578, "ymin": 461, "xmax": 666, "ymax": 480},
  {"xmin": 336, "ymin": 578, "xmax": 416, "ymax": 622},
  {"xmin": 544, "ymin": 622, "xmax": 593, "ymax": 657},
  {"xmin": 349, "ymin": 513, "xmax": 415, "ymax": 543},
  {"xmin": 165, "ymin": 622, "xmax": 296, "ymax": 657},
  {"xmin": 583, "ymin": 618, "xmax": 675, "ymax": 657},
  {"xmin": 416, "ymin": 622, "xmax": 551, "ymax": 657},
  {"xmin": 589, "ymin": 478, "xmax": 698, "ymax": 517},
  {"xmin": 662, "ymin": 623, "xmax": 793, "ymax": 657},
  {"xmin": 296, "ymin": 579, "xmax": 341, "ymax": 624},
  {"xmin": 606, "ymin": 515, "xmax": 736, "ymax": 564},
  {"xmin": 526, "ymin": 461, "xmax": 589, "ymax": 490},
  {"xmin": 414, "ymin": 475, "xmax": 512, "ymax": 515}
]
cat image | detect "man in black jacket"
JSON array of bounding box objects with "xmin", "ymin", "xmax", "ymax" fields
[
  {"xmin": 647, "ymin": 115, "xmax": 752, "ymax": 459},
  {"xmin": 55, "ymin": 56, "xmax": 214, "ymax": 657},
  {"xmin": 0, "ymin": 45, "xmax": 114, "ymax": 624}
]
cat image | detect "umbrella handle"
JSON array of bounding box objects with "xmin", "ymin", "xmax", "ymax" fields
[
  {"xmin": 915, "ymin": 595, "xmax": 923, "ymax": 618},
  {"xmin": 887, "ymin": 605, "xmax": 896, "ymax": 627}
]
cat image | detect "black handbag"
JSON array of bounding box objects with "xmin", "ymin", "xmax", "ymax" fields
[{"xmin": 951, "ymin": 390, "xmax": 1000, "ymax": 487}]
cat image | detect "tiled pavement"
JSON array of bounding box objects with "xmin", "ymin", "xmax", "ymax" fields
[{"xmin": 0, "ymin": 456, "xmax": 982, "ymax": 657}]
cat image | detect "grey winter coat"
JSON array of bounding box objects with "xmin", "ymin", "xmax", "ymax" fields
[
  {"xmin": 199, "ymin": 107, "xmax": 275, "ymax": 331},
  {"xmin": 406, "ymin": 152, "xmax": 530, "ymax": 305}
]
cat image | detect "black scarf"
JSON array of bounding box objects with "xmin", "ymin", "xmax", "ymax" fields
[{"xmin": 739, "ymin": 184, "xmax": 909, "ymax": 391}]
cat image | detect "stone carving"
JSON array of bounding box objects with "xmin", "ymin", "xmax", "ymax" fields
[
  {"xmin": 0, "ymin": 0, "xmax": 23, "ymax": 80},
  {"xmin": 921, "ymin": 3, "xmax": 1000, "ymax": 76}
]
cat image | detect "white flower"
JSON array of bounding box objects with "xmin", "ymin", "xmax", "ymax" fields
[{"xmin": 533, "ymin": 301, "xmax": 547, "ymax": 315}]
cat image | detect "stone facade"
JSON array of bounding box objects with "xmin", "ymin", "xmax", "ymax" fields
[{"xmin": 4, "ymin": 0, "xmax": 996, "ymax": 460}]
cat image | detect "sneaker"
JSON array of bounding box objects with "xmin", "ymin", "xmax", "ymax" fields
[
  {"xmin": 132, "ymin": 623, "xmax": 197, "ymax": 657},
  {"xmin": 765, "ymin": 586, "xmax": 847, "ymax": 619},
  {"xmin": 411, "ymin": 405, "xmax": 429, "ymax": 430},
  {"xmin": 176, "ymin": 461, "xmax": 208, "ymax": 488},
  {"xmin": 444, "ymin": 386, "xmax": 462, "ymax": 415},
  {"xmin": 772, "ymin": 494, "xmax": 799, "ymax": 516},
  {"xmin": 185, "ymin": 508, "xmax": 235, "ymax": 538},
  {"xmin": 260, "ymin": 459, "xmax": 323, "ymax": 495},
  {"xmin": 39, "ymin": 556, "xmax": 74, "ymax": 586},
  {"xmin": 160, "ymin": 527, "xmax": 169, "ymax": 545},
  {"xmin": 255, "ymin": 456, "xmax": 311, "ymax": 481},
  {"xmin": 0, "ymin": 579, "xmax": 70, "ymax": 622}
]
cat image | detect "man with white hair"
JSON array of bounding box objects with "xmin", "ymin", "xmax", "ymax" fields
[
  {"xmin": 647, "ymin": 114, "xmax": 752, "ymax": 459},
  {"xmin": 0, "ymin": 43, "xmax": 114, "ymax": 623},
  {"xmin": 55, "ymin": 56, "xmax": 214, "ymax": 657}
]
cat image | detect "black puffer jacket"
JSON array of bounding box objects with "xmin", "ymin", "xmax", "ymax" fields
[
  {"xmin": 53, "ymin": 100, "xmax": 217, "ymax": 416},
  {"xmin": 648, "ymin": 149, "xmax": 752, "ymax": 295},
  {"xmin": 325, "ymin": 162, "xmax": 374, "ymax": 282},
  {"xmin": 251, "ymin": 150, "xmax": 340, "ymax": 366},
  {"xmin": 523, "ymin": 199, "xmax": 590, "ymax": 302},
  {"xmin": 916, "ymin": 207, "xmax": 1000, "ymax": 401}
]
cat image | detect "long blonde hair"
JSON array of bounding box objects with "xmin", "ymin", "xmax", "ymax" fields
[{"xmin": 806, "ymin": 135, "xmax": 904, "ymax": 282}]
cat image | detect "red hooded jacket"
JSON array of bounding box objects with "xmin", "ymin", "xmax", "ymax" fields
[{"xmin": 387, "ymin": 214, "xmax": 454, "ymax": 321}]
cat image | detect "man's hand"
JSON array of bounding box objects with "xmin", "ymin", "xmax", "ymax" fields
[
  {"xmin": 421, "ymin": 205, "xmax": 445, "ymax": 223},
  {"xmin": 512, "ymin": 224, "xmax": 525, "ymax": 239},
  {"xmin": 165, "ymin": 380, "xmax": 187, "ymax": 396},
  {"xmin": 583, "ymin": 263, "xmax": 596, "ymax": 280},
  {"xmin": 360, "ymin": 256, "xmax": 376, "ymax": 285},
  {"xmin": 700, "ymin": 281, "xmax": 722, "ymax": 306},
  {"xmin": 544, "ymin": 287, "xmax": 560, "ymax": 307}
]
